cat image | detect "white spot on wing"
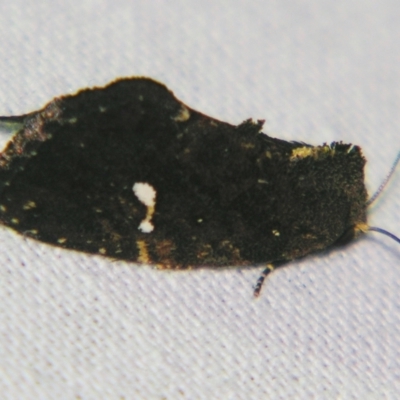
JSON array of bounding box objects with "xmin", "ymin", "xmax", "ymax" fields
[
  {"xmin": 133, "ymin": 182, "xmax": 156, "ymax": 207},
  {"xmin": 138, "ymin": 220, "xmax": 154, "ymax": 233},
  {"xmin": 133, "ymin": 182, "xmax": 157, "ymax": 233}
]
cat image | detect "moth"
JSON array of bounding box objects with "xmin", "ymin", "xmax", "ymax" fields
[{"xmin": 0, "ymin": 77, "xmax": 398, "ymax": 296}]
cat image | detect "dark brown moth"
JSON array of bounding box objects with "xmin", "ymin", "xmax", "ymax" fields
[{"xmin": 0, "ymin": 77, "xmax": 398, "ymax": 296}]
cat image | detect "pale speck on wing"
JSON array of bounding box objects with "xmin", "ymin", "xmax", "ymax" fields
[
  {"xmin": 23, "ymin": 201, "xmax": 37, "ymax": 210},
  {"xmin": 173, "ymin": 106, "xmax": 190, "ymax": 122}
]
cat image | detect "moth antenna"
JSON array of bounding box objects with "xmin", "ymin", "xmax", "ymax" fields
[
  {"xmin": 367, "ymin": 151, "xmax": 400, "ymax": 206},
  {"xmin": 368, "ymin": 227, "xmax": 400, "ymax": 244},
  {"xmin": 0, "ymin": 114, "xmax": 29, "ymax": 124},
  {"xmin": 0, "ymin": 115, "xmax": 27, "ymax": 137},
  {"xmin": 364, "ymin": 151, "xmax": 400, "ymax": 245}
]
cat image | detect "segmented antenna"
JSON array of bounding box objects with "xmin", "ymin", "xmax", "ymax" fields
[
  {"xmin": 367, "ymin": 151, "xmax": 400, "ymax": 206},
  {"xmin": 366, "ymin": 151, "xmax": 400, "ymax": 244}
]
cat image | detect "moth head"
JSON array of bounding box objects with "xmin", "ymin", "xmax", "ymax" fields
[{"xmin": 349, "ymin": 152, "xmax": 400, "ymax": 247}]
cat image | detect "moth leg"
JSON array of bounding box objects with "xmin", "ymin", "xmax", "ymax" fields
[{"xmin": 253, "ymin": 260, "xmax": 287, "ymax": 297}]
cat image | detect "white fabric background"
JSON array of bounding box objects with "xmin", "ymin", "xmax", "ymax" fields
[{"xmin": 1, "ymin": 1, "xmax": 400, "ymax": 399}]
